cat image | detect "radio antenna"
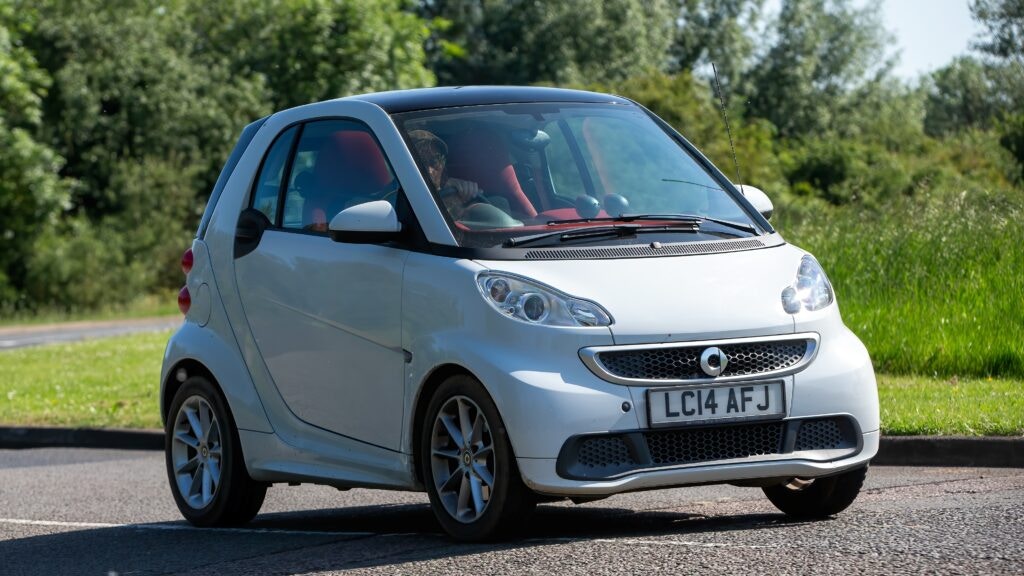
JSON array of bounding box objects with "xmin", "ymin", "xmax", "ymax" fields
[{"xmin": 712, "ymin": 62, "xmax": 742, "ymax": 185}]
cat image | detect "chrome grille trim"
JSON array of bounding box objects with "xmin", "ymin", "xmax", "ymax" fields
[{"xmin": 580, "ymin": 333, "xmax": 820, "ymax": 386}]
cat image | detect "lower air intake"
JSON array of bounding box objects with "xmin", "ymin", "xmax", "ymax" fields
[{"xmin": 644, "ymin": 422, "xmax": 784, "ymax": 465}]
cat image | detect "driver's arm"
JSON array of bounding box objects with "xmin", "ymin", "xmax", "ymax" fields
[{"xmin": 446, "ymin": 177, "xmax": 482, "ymax": 203}]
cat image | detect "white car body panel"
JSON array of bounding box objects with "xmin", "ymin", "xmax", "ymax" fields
[
  {"xmin": 473, "ymin": 239, "xmax": 798, "ymax": 344},
  {"xmin": 234, "ymin": 230, "xmax": 408, "ymax": 450}
]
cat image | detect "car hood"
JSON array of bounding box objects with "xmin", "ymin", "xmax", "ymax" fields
[{"xmin": 474, "ymin": 243, "xmax": 802, "ymax": 344}]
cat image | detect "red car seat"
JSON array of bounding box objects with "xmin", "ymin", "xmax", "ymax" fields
[
  {"xmin": 446, "ymin": 129, "xmax": 538, "ymax": 219},
  {"xmin": 304, "ymin": 130, "xmax": 394, "ymax": 230}
]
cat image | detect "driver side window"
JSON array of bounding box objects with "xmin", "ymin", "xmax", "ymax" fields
[{"xmin": 282, "ymin": 120, "xmax": 398, "ymax": 233}]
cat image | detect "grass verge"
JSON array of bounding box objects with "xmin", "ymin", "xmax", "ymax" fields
[
  {"xmin": 878, "ymin": 374, "xmax": 1024, "ymax": 436},
  {"xmin": 0, "ymin": 331, "xmax": 169, "ymax": 429},
  {"xmin": 2, "ymin": 330, "xmax": 1023, "ymax": 435}
]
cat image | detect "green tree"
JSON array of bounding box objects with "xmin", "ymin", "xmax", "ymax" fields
[
  {"xmin": 20, "ymin": 0, "xmax": 269, "ymax": 216},
  {"xmin": 969, "ymin": 0, "xmax": 1024, "ymax": 172},
  {"xmin": 0, "ymin": 9, "xmax": 67, "ymax": 308},
  {"xmin": 188, "ymin": 0, "xmax": 435, "ymax": 111},
  {"xmin": 670, "ymin": 0, "xmax": 765, "ymax": 92},
  {"xmin": 924, "ymin": 57, "xmax": 1006, "ymax": 135},
  {"xmin": 744, "ymin": 0, "xmax": 895, "ymax": 138},
  {"xmin": 971, "ymin": 0, "xmax": 1024, "ymax": 62},
  {"xmin": 421, "ymin": 0, "xmax": 673, "ymax": 86}
]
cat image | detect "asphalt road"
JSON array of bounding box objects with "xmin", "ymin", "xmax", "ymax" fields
[
  {"xmin": 1, "ymin": 449, "xmax": 1021, "ymax": 575},
  {"xmin": 0, "ymin": 317, "xmax": 180, "ymax": 350}
]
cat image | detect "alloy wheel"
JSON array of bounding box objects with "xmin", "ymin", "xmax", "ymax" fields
[
  {"xmin": 429, "ymin": 395, "xmax": 496, "ymax": 523},
  {"xmin": 171, "ymin": 395, "xmax": 223, "ymax": 509}
]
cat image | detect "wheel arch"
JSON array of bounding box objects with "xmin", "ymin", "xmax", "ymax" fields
[
  {"xmin": 411, "ymin": 363, "xmax": 480, "ymax": 485},
  {"xmin": 161, "ymin": 358, "xmax": 220, "ymax": 426},
  {"xmin": 161, "ymin": 322, "xmax": 273, "ymax": 433}
]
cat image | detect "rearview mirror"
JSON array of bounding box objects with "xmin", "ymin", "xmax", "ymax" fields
[
  {"xmin": 736, "ymin": 185, "xmax": 773, "ymax": 220},
  {"xmin": 328, "ymin": 200, "xmax": 403, "ymax": 243}
]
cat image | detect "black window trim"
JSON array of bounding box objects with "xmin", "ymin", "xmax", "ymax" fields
[
  {"xmin": 199, "ymin": 116, "xmax": 268, "ymax": 239},
  {"xmin": 275, "ymin": 124, "xmax": 304, "ymax": 228}
]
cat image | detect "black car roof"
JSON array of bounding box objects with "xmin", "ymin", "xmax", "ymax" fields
[{"xmin": 344, "ymin": 86, "xmax": 632, "ymax": 114}]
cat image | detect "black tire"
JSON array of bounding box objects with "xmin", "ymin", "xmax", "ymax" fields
[
  {"xmin": 419, "ymin": 374, "xmax": 537, "ymax": 541},
  {"xmin": 762, "ymin": 465, "xmax": 868, "ymax": 519},
  {"xmin": 165, "ymin": 376, "xmax": 267, "ymax": 526}
]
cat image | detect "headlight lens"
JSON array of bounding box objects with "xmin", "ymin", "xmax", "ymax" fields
[
  {"xmin": 782, "ymin": 255, "xmax": 834, "ymax": 313},
  {"xmin": 477, "ymin": 272, "xmax": 612, "ymax": 327}
]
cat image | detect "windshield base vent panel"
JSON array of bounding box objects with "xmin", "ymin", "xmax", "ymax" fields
[{"xmin": 523, "ymin": 238, "xmax": 765, "ymax": 260}]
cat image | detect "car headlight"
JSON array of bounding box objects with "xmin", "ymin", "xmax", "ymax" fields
[
  {"xmin": 476, "ymin": 272, "xmax": 612, "ymax": 327},
  {"xmin": 781, "ymin": 255, "xmax": 834, "ymax": 313}
]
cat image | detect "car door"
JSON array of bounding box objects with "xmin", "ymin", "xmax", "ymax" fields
[{"xmin": 233, "ymin": 117, "xmax": 408, "ymax": 451}]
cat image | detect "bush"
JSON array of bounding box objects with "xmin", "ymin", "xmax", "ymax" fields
[
  {"xmin": 24, "ymin": 217, "xmax": 137, "ymax": 310},
  {"xmin": 21, "ymin": 156, "xmax": 197, "ymax": 310},
  {"xmin": 999, "ymin": 113, "xmax": 1024, "ymax": 181}
]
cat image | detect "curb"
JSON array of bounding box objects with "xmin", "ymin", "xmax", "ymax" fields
[
  {"xmin": 872, "ymin": 435, "xmax": 1024, "ymax": 468},
  {"xmin": 1, "ymin": 427, "xmax": 1021, "ymax": 468},
  {"xmin": 0, "ymin": 426, "xmax": 163, "ymax": 451}
]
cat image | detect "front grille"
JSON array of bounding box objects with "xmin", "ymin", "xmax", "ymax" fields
[
  {"xmin": 795, "ymin": 419, "xmax": 855, "ymax": 451},
  {"xmin": 557, "ymin": 417, "xmax": 859, "ymax": 480},
  {"xmin": 645, "ymin": 422, "xmax": 784, "ymax": 465},
  {"xmin": 596, "ymin": 339, "xmax": 809, "ymax": 381}
]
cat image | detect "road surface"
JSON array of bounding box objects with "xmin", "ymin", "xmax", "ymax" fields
[
  {"xmin": 0, "ymin": 317, "xmax": 179, "ymax": 350},
  {"xmin": 0, "ymin": 448, "xmax": 1021, "ymax": 575}
]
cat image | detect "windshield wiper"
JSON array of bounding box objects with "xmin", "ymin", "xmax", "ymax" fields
[
  {"xmin": 503, "ymin": 223, "xmax": 700, "ymax": 248},
  {"xmin": 546, "ymin": 214, "xmax": 699, "ymax": 225},
  {"xmin": 547, "ymin": 213, "xmax": 756, "ymax": 235},
  {"xmin": 679, "ymin": 214, "xmax": 758, "ymax": 234}
]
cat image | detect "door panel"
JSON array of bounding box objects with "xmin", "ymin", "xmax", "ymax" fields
[
  {"xmin": 235, "ymin": 230, "xmax": 407, "ymax": 450},
  {"xmin": 232, "ymin": 116, "xmax": 408, "ymax": 451}
]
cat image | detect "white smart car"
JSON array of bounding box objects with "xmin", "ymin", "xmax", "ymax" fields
[{"xmin": 162, "ymin": 86, "xmax": 879, "ymax": 541}]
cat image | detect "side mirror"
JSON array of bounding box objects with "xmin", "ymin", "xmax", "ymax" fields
[
  {"xmin": 328, "ymin": 200, "xmax": 403, "ymax": 243},
  {"xmin": 736, "ymin": 184, "xmax": 774, "ymax": 221}
]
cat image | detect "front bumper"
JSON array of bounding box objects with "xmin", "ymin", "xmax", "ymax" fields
[
  {"xmin": 499, "ymin": 322, "xmax": 879, "ymax": 496},
  {"xmin": 518, "ymin": 430, "xmax": 878, "ymax": 496}
]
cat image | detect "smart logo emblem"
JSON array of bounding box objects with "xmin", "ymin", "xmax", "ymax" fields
[{"xmin": 700, "ymin": 347, "xmax": 728, "ymax": 377}]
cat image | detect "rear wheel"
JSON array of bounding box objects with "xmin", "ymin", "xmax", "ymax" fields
[
  {"xmin": 420, "ymin": 374, "xmax": 536, "ymax": 541},
  {"xmin": 165, "ymin": 376, "xmax": 267, "ymax": 526},
  {"xmin": 762, "ymin": 465, "xmax": 868, "ymax": 519}
]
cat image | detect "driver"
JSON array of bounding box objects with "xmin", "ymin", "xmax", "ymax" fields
[{"xmin": 408, "ymin": 130, "xmax": 484, "ymax": 219}]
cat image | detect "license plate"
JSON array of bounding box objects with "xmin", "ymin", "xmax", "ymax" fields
[{"xmin": 647, "ymin": 381, "xmax": 785, "ymax": 427}]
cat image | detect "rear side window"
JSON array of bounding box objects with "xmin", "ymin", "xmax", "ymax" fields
[
  {"xmin": 282, "ymin": 120, "xmax": 397, "ymax": 232},
  {"xmin": 251, "ymin": 126, "xmax": 299, "ymax": 222}
]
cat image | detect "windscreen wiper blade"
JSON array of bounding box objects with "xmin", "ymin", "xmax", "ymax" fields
[
  {"xmin": 503, "ymin": 223, "xmax": 700, "ymax": 248},
  {"xmin": 546, "ymin": 214, "xmax": 701, "ymax": 225},
  {"xmin": 679, "ymin": 214, "xmax": 758, "ymax": 234},
  {"xmin": 546, "ymin": 213, "xmax": 757, "ymax": 235}
]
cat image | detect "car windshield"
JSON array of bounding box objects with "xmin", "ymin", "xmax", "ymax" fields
[{"xmin": 393, "ymin": 102, "xmax": 762, "ymax": 248}]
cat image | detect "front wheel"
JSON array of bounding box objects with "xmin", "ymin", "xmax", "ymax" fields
[
  {"xmin": 165, "ymin": 376, "xmax": 267, "ymax": 526},
  {"xmin": 762, "ymin": 465, "xmax": 868, "ymax": 519},
  {"xmin": 420, "ymin": 374, "xmax": 536, "ymax": 541}
]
